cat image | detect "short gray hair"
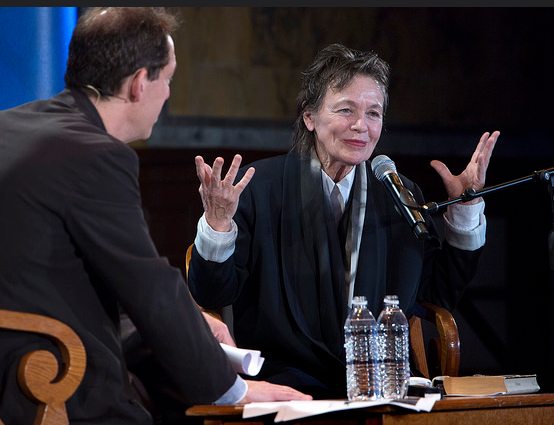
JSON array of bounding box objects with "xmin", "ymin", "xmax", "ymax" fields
[{"xmin": 292, "ymin": 43, "xmax": 390, "ymax": 158}]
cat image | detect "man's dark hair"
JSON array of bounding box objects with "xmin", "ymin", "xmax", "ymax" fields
[{"xmin": 65, "ymin": 7, "xmax": 178, "ymax": 97}]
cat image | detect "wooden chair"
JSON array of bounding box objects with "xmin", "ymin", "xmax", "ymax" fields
[
  {"xmin": 409, "ymin": 301, "xmax": 460, "ymax": 379},
  {"xmin": 186, "ymin": 243, "xmax": 460, "ymax": 380},
  {"xmin": 0, "ymin": 309, "xmax": 86, "ymax": 425},
  {"xmin": 185, "ymin": 242, "xmax": 194, "ymax": 279},
  {"xmin": 186, "ymin": 243, "xmax": 231, "ymax": 323}
]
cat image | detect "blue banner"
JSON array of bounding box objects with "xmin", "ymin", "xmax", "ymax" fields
[{"xmin": 0, "ymin": 7, "xmax": 77, "ymax": 110}]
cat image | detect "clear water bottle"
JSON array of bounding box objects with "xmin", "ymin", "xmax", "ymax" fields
[
  {"xmin": 344, "ymin": 295, "xmax": 381, "ymax": 400},
  {"xmin": 377, "ymin": 295, "xmax": 410, "ymax": 399}
]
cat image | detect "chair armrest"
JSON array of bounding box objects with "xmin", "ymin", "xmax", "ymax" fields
[
  {"xmin": 409, "ymin": 301, "xmax": 460, "ymax": 379},
  {"xmin": 0, "ymin": 309, "xmax": 86, "ymax": 425},
  {"xmin": 186, "ymin": 243, "xmax": 224, "ymax": 322}
]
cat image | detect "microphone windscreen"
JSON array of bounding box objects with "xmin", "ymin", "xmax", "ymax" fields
[{"xmin": 371, "ymin": 155, "xmax": 396, "ymax": 181}]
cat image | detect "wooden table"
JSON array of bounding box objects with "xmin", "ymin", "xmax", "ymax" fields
[{"xmin": 186, "ymin": 393, "xmax": 554, "ymax": 425}]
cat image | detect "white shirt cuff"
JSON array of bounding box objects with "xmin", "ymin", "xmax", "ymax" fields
[
  {"xmin": 194, "ymin": 213, "xmax": 237, "ymax": 263},
  {"xmin": 443, "ymin": 200, "xmax": 487, "ymax": 251},
  {"xmin": 214, "ymin": 375, "xmax": 248, "ymax": 405}
]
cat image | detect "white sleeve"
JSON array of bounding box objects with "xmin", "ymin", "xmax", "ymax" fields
[
  {"xmin": 213, "ymin": 375, "xmax": 248, "ymax": 405},
  {"xmin": 443, "ymin": 200, "xmax": 487, "ymax": 251},
  {"xmin": 193, "ymin": 213, "xmax": 237, "ymax": 263}
]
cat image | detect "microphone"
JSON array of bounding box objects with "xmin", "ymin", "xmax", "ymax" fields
[{"xmin": 371, "ymin": 155, "xmax": 429, "ymax": 240}]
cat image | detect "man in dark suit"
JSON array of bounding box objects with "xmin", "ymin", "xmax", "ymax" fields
[
  {"xmin": 188, "ymin": 43, "xmax": 499, "ymax": 399},
  {"xmin": 0, "ymin": 7, "xmax": 310, "ymax": 425}
]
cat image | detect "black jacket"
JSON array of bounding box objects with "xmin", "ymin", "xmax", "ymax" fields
[
  {"xmin": 189, "ymin": 150, "xmax": 481, "ymax": 398},
  {"xmin": 0, "ymin": 89, "xmax": 237, "ymax": 424}
]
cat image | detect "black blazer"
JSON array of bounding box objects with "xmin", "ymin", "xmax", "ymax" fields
[
  {"xmin": 0, "ymin": 89, "xmax": 237, "ymax": 424},
  {"xmin": 189, "ymin": 150, "xmax": 481, "ymax": 398}
]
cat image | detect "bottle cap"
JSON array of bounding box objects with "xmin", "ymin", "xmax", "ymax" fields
[
  {"xmin": 383, "ymin": 294, "xmax": 399, "ymax": 305},
  {"xmin": 352, "ymin": 295, "xmax": 368, "ymax": 306}
]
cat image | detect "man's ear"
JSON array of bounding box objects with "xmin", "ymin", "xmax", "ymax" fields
[{"xmin": 129, "ymin": 69, "xmax": 148, "ymax": 102}]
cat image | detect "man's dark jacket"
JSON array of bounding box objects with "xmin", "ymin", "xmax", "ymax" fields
[{"xmin": 0, "ymin": 89, "xmax": 237, "ymax": 424}]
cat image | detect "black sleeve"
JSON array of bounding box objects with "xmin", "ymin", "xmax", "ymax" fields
[{"xmin": 65, "ymin": 142, "xmax": 238, "ymax": 404}]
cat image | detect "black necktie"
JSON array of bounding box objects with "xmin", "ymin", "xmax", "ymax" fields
[{"xmin": 330, "ymin": 184, "xmax": 344, "ymax": 226}]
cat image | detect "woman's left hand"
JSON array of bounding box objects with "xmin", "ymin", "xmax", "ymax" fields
[{"xmin": 430, "ymin": 130, "xmax": 500, "ymax": 203}]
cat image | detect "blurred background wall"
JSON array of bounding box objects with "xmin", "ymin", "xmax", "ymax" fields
[
  {"xmin": 1, "ymin": 7, "xmax": 553, "ymax": 393},
  {"xmin": 0, "ymin": 7, "xmax": 76, "ymax": 110}
]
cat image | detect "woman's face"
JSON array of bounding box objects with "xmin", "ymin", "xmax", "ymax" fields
[{"xmin": 303, "ymin": 74, "xmax": 384, "ymax": 181}]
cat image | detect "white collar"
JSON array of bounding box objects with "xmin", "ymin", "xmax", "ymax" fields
[{"xmin": 321, "ymin": 166, "xmax": 356, "ymax": 204}]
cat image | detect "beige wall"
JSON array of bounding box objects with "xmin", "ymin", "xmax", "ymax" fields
[{"xmin": 166, "ymin": 7, "xmax": 553, "ymax": 134}]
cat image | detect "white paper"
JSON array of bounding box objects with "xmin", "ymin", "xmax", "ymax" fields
[
  {"xmin": 220, "ymin": 343, "xmax": 264, "ymax": 376},
  {"xmin": 242, "ymin": 397, "xmax": 436, "ymax": 422}
]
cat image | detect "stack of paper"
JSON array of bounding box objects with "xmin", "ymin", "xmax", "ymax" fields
[
  {"xmin": 220, "ymin": 343, "xmax": 264, "ymax": 376},
  {"xmin": 243, "ymin": 398, "xmax": 436, "ymax": 422}
]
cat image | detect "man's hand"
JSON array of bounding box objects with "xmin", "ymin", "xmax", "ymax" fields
[
  {"xmin": 202, "ymin": 311, "xmax": 236, "ymax": 347},
  {"xmin": 195, "ymin": 154, "xmax": 255, "ymax": 232},
  {"xmin": 240, "ymin": 380, "xmax": 313, "ymax": 403}
]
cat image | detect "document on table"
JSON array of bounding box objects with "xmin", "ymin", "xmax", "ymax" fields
[
  {"xmin": 220, "ymin": 343, "xmax": 264, "ymax": 376},
  {"xmin": 242, "ymin": 397, "xmax": 436, "ymax": 422}
]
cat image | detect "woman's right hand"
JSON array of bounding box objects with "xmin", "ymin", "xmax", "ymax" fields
[{"xmin": 195, "ymin": 154, "xmax": 255, "ymax": 232}]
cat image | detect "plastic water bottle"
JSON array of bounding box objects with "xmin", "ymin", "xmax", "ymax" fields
[
  {"xmin": 344, "ymin": 295, "xmax": 381, "ymax": 400},
  {"xmin": 377, "ymin": 295, "xmax": 410, "ymax": 399}
]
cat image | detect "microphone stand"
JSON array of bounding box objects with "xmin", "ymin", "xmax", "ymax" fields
[
  {"xmin": 419, "ymin": 166, "xmax": 554, "ymax": 271},
  {"xmin": 547, "ymin": 171, "xmax": 554, "ymax": 272}
]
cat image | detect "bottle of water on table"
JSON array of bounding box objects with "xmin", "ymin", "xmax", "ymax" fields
[
  {"xmin": 344, "ymin": 295, "xmax": 381, "ymax": 400},
  {"xmin": 377, "ymin": 294, "xmax": 410, "ymax": 399}
]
